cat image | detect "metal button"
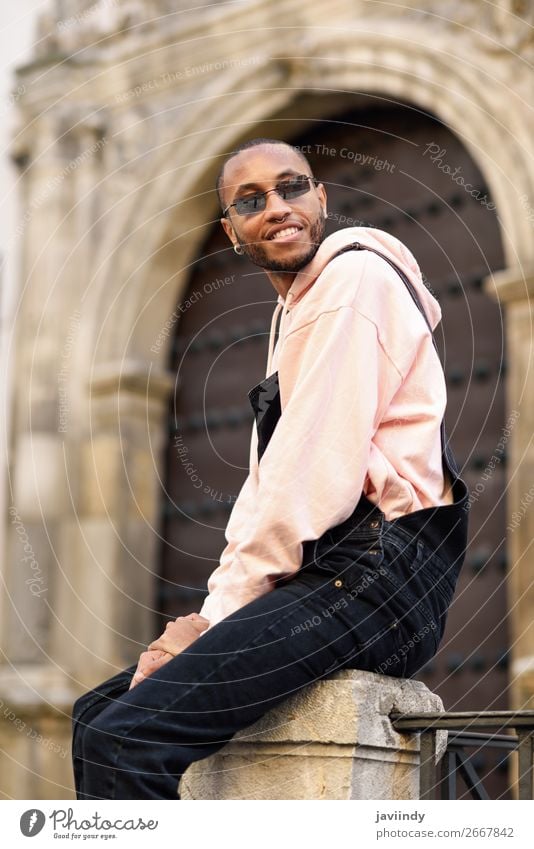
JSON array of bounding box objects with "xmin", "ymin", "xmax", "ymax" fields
[
  {"xmin": 369, "ymin": 520, "xmax": 380, "ymax": 529},
  {"xmin": 334, "ymin": 579, "xmax": 343, "ymax": 588},
  {"xmin": 368, "ymin": 548, "xmax": 379, "ymax": 555}
]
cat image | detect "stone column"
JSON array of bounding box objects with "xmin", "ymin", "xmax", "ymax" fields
[
  {"xmin": 52, "ymin": 361, "xmax": 175, "ymax": 688},
  {"xmin": 0, "ymin": 666, "xmax": 76, "ymax": 800},
  {"xmin": 0, "ymin": 111, "xmax": 113, "ymax": 797},
  {"xmin": 485, "ymin": 264, "xmax": 534, "ymax": 710},
  {"xmin": 2, "ymin": 114, "xmax": 83, "ymax": 666},
  {"xmin": 180, "ymin": 670, "xmax": 446, "ymax": 800}
]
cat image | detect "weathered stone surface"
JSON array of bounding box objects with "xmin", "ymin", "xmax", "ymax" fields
[
  {"xmin": 180, "ymin": 670, "xmax": 446, "ymax": 800},
  {"xmin": 0, "ymin": 665, "xmax": 76, "ymax": 799}
]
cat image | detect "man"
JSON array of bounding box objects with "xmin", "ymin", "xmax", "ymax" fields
[{"xmin": 72, "ymin": 138, "xmax": 468, "ymax": 799}]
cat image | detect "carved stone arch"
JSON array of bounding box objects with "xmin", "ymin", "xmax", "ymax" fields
[
  {"xmin": 270, "ymin": 38, "xmax": 533, "ymax": 265},
  {"xmin": 89, "ymin": 41, "xmax": 532, "ymax": 377}
]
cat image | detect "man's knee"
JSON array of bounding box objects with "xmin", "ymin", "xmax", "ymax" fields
[
  {"xmin": 72, "ymin": 668, "xmax": 135, "ymax": 726},
  {"xmin": 72, "ymin": 690, "xmax": 100, "ymax": 726},
  {"xmin": 80, "ymin": 702, "xmax": 127, "ymax": 769}
]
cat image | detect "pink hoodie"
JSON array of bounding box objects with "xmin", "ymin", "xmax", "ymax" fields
[{"xmin": 198, "ymin": 227, "xmax": 454, "ymax": 628}]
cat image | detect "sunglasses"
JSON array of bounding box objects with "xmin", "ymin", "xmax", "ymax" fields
[{"xmin": 223, "ymin": 174, "xmax": 318, "ymax": 217}]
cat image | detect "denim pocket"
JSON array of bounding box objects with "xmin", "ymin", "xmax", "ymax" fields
[
  {"xmin": 381, "ymin": 526, "xmax": 421, "ymax": 572},
  {"xmin": 376, "ymin": 561, "xmax": 438, "ymax": 633},
  {"xmin": 373, "ymin": 530, "xmax": 441, "ymax": 658},
  {"xmin": 388, "ymin": 529, "xmax": 459, "ymax": 649},
  {"xmin": 310, "ymin": 531, "xmax": 385, "ymax": 593}
]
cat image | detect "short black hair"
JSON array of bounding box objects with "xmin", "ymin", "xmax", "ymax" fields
[{"xmin": 215, "ymin": 137, "xmax": 313, "ymax": 214}]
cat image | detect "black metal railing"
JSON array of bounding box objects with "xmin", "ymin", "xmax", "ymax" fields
[{"xmin": 390, "ymin": 711, "xmax": 534, "ymax": 800}]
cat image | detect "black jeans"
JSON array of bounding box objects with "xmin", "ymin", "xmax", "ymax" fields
[{"xmin": 71, "ymin": 513, "xmax": 454, "ymax": 800}]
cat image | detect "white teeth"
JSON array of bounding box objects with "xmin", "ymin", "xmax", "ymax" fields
[{"xmin": 271, "ymin": 227, "xmax": 300, "ymax": 240}]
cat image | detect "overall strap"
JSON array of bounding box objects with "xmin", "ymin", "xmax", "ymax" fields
[{"xmin": 331, "ymin": 241, "xmax": 460, "ymax": 478}]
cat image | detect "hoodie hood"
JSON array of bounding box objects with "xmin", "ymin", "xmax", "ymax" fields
[
  {"xmin": 266, "ymin": 227, "xmax": 442, "ymax": 376},
  {"xmin": 286, "ymin": 226, "xmax": 441, "ymax": 328}
]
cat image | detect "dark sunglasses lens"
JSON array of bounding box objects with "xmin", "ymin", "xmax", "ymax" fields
[
  {"xmin": 279, "ymin": 178, "xmax": 312, "ymax": 199},
  {"xmin": 236, "ymin": 195, "xmax": 264, "ymax": 214}
]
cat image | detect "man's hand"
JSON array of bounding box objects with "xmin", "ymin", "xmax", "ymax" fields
[
  {"xmin": 129, "ymin": 649, "xmax": 174, "ymax": 690},
  {"xmin": 129, "ymin": 614, "xmax": 209, "ymax": 690},
  {"xmin": 148, "ymin": 613, "xmax": 209, "ymax": 656}
]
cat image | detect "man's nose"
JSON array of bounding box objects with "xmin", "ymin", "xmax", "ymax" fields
[{"xmin": 263, "ymin": 189, "xmax": 293, "ymax": 217}]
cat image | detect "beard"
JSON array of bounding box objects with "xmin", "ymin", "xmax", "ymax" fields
[{"xmin": 236, "ymin": 210, "xmax": 327, "ymax": 273}]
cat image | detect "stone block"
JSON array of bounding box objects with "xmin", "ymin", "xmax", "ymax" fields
[{"xmin": 181, "ymin": 669, "xmax": 446, "ymax": 800}]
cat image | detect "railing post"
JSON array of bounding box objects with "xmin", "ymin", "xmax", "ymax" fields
[
  {"xmin": 441, "ymin": 750, "xmax": 457, "ymax": 800},
  {"xmin": 517, "ymin": 731, "xmax": 534, "ymax": 800},
  {"xmin": 419, "ymin": 731, "xmax": 439, "ymax": 800}
]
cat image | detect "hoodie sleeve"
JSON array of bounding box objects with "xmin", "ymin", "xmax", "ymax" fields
[
  {"xmin": 197, "ymin": 423, "xmax": 259, "ymax": 624},
  {"xmin": 197, "ymin": 303, "xmax": 404, "ymax": 629}
]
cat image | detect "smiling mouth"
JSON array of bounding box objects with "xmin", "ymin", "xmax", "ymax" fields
[{"xmin": 269, "ymin": 226, "xmax": 303, "ymax": 242}]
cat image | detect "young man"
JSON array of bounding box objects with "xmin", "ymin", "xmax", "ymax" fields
[{"xmin": 72, "ymin": 138, "xmax": 468, "ymax": 799}]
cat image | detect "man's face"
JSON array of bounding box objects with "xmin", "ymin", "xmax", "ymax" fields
[{"xmin": 219, "ymin": 145, "xmax": 327, "ymax": 273}]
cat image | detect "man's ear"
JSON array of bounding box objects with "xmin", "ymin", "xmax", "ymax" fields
[
  {"xmin": 317, "ymin": 182, "xmax": 327, "ymax": 215},
  {"xmin": 220, "ymin": 215, "xmax": 237, "ymax": 248}
]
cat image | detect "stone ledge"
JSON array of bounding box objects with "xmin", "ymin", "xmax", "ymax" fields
[
  {"xmin": 181, "ymin": 669, "xmax": 446, "ymax": 800},
  {"xmin": 0, "ymin": 665, "xmax": 78, "ymax": 717}
]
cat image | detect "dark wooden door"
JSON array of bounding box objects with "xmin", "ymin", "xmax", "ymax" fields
[{"xmin": 157, "ymin": 104, "xmax": 509, "ymax": 796}]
